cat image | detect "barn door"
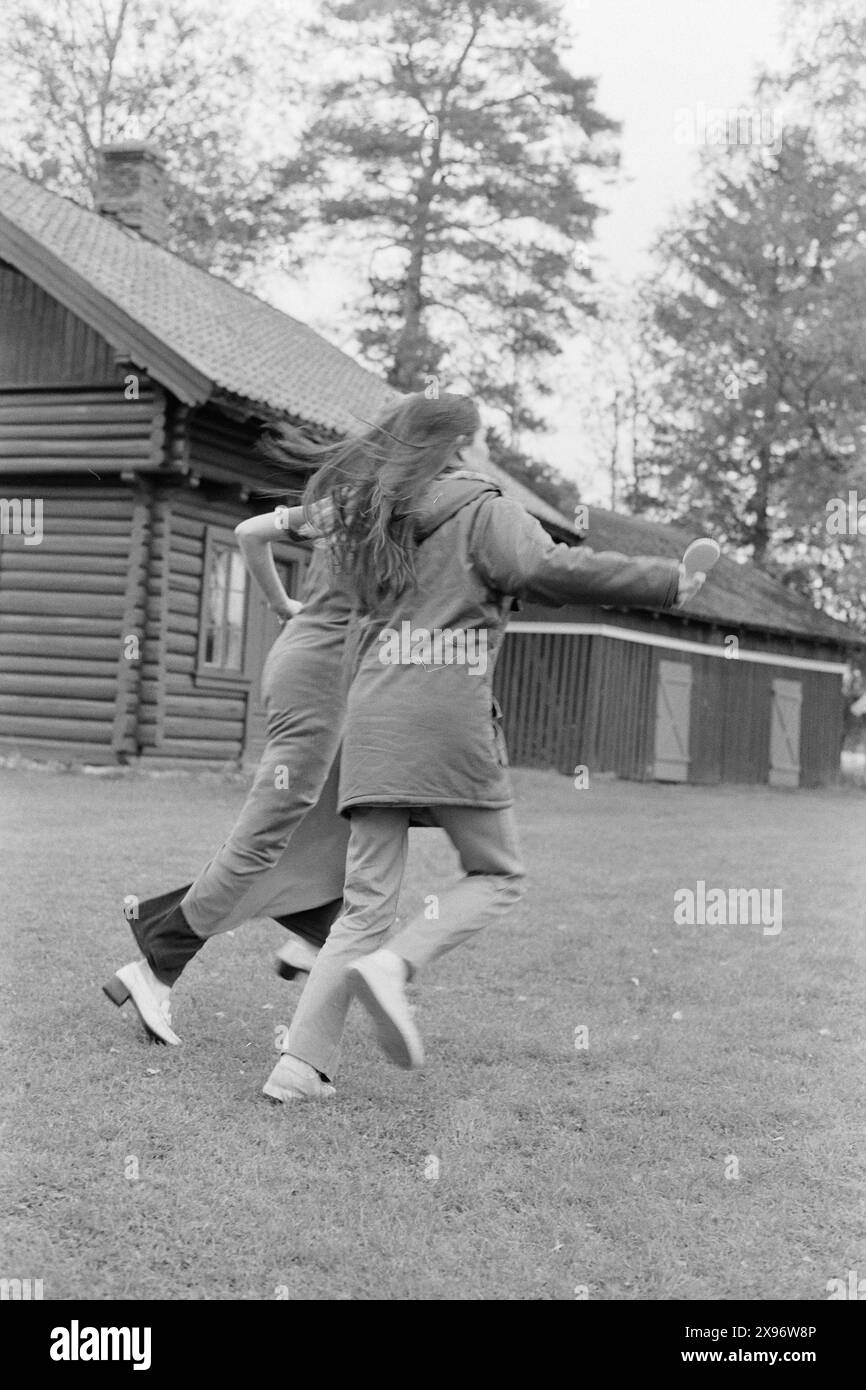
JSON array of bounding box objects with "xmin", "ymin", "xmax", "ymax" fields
[
  {"xmin": 653, "ymin": 659, "xmax": 693, "ymax": 781},
  {"xmin": 769, "ymin": 679, "xmax": 802, "ymax": 787}
]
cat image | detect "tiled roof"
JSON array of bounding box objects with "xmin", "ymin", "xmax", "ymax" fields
[
  {"xmin": 0, "ymin": 164, "xmax": 396, "ymax": 435},
  {"xmin": 0, "ymin": 164, "xmax": 860, "ymax": 648}
]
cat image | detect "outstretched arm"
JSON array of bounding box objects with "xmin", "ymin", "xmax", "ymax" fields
[{"xmin": 471, "ymin": 495, "xmax": 684, "ymax": 610}]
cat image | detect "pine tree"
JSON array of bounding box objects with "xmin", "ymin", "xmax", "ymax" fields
[
  {"xmin": 282, "ymin": 0, "xmax": 618, "ymax": 436},
  {"xmin": 644, "ymin": 128, "xmax": 866, "ymax": 623}
]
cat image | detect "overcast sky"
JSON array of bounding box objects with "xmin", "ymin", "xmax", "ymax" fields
[{"xmin": 560, "ymin": 0, "xmax": 785, "ymax": 279}]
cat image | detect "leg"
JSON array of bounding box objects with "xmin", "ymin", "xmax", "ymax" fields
[
  {"xmin": 125, "ymin": 884, "xmax": 203, "ymax": 985},
  {"xmin": 103, "ymin": 884, "xmax": 202, "ymax": 1045},
  {"xmin": 124, "ymin": 883, "xmax": 342, "ymax": 991},
  {"xmin": 389, "ymin": 805, "xmax": 525, "ymax": 976},
  {"xmin": 107, "ymin": 644, "xmax": 346, "ymax": 1040},
  {"xmin": 180, "ymin": 714, "xmax": 341, "ymax": 937},
  {"xmin": 345, "ymin": 807, "xmax": 525, "ymax": 1070},
  {"xmin": 268, "ymin": 808, "xmax": 411, "ymax": 1086},
  {"xmin": 271, "ymin": 898, "xmax": 344, "ymax": 950},
  {"xmin": 119, "ymin": 751, "xmax": 348, "ymax": 979},
  {"xmin": 181, "ymin": 625, "xmax": 346, "ymax": 936},
  {"xmin": 209, "ymin": 754, "xmax": 349, "ymax": 932}
]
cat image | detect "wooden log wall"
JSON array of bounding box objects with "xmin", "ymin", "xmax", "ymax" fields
[
  {"xmin": 0, "ymin": 483, "xmax": 142, "ymax": 761},
  {"xmin": 133, "ymin": 404, "xmax": 311, "ymax": 765},
  {"xmin": 187, "ymin": 402, "xmax": 305, "ymax": 493},
  {"xmin": 0, "ymin": 388, "xmax": 163, "ymax": 473},
  {"xmin": 151, "ymin": 488, "xmax": 251, "ymax": 762}
]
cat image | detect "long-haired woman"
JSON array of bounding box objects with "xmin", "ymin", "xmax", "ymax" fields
[{"xmin": 263, "ymin": 391, "xmax": 705, "ymax": 1102}]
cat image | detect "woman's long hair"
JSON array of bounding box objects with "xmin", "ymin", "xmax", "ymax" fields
[{"xmin": 265, "ymin": 392, "xmax": 481, "ymax": 612}]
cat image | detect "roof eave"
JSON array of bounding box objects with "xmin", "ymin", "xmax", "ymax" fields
[
  {"xmin": 208, "ymin": 389, "xmax": 342, "ymax": 443},
  {"xmin": 662, "ymin": 605, "xmax": 864, "ymax": 650},
  {"xmin": 0, "ymin": 209, "xmax": 214, "ymax": 407}
]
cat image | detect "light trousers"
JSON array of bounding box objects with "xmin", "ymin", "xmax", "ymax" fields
[{"xmin": 284, "ymin": 804, "xmax": 525, "ymax": 1080}]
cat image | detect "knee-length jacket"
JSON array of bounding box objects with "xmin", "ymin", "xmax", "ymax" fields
[{"xmin": 338, "ymin": 475, "xmax": 681, "ymax": 813}]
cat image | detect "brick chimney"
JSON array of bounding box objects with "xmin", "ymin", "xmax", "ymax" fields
[{"xmin": 95, "ymin": 142, "xmax": 169, "ymax": 244}]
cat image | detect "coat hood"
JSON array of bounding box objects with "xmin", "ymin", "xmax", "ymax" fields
[{"xmin": 414, "ymin": 470, "xmax": 502, "ymax": 540}]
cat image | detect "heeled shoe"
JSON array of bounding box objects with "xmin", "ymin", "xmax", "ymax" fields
[{"xmin": 102, "ymin": 959, "xmax": 181, "ymax": 1046}]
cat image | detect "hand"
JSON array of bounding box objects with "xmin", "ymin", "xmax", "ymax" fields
[
  {"xmin": 272, "ymin": 598, "xmax": 304, "ymax": 625},
  {"xmin": 674, "ymin": 563, "xmax": 706, "ymax": 609}
]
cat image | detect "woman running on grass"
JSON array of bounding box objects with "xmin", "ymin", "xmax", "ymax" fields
[
  {"xmin": 103, "ymin": 402, "xmax": 499, "ymax": 1053},
  {"xmin": 263, "ymin": 391, "xmax": 707, "ymax": 1103}
]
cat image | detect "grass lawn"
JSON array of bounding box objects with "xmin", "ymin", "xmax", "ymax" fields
[{"xmin": 1, "ymin": 763, "xmax": 864, "ymax": 1301}]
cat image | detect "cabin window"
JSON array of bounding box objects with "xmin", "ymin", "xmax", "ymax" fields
[{"xmin": 198, "ymin": 530, "xmax": 249, "ymax": 677}]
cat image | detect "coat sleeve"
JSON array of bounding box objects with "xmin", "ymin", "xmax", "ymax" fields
[{"xmin": 470, "ymin": 495, "xmax": 681, "ymax": 610}]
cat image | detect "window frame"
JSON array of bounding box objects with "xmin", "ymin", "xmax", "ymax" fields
[
  {"xmin": 195, "ymin": 526, "xmax": 254, "ymax": 689},
  {"xmin": 194, "ymin": 525, "xmax": 309, "ymax": 691}
]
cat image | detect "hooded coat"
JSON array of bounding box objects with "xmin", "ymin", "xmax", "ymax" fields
[{"xmin": 338, "ymin": 475, "xmax": 681, "ymax": 812}]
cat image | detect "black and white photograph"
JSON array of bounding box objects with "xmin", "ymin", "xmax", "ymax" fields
[{"xmin": 0, "ymin": 0, "xmax": 864, "ymax": 1340}]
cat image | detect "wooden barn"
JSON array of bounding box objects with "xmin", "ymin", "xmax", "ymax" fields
[
  {"xmin": 0, "ymin": 147, "xmax": 862, "ymax": 787},
  {"xmin": 497, "ymin": 503, "xmax": 862, "ymax": 788}
]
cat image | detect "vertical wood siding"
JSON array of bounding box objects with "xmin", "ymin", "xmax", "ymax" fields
[
  {"xmin": 798, "ymin": 668, "xmax": 844, "ymax": 788},
  {"xmin": 0, "ymin": 263, "xmax": 123, "ymax": 387},
  {"xmin": 494, "ymin": 631, "xmax": 844, "ymax": 788}
]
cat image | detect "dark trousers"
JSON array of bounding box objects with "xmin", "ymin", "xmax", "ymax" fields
[{"xmin": 128, "ymin": 886, "xmax": 343, "ymax": 987}]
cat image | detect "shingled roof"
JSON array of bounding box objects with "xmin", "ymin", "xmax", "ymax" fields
[
  {"xmin": 0, "ymin": 164, "xmax": 395, "ymax": 435},
  {"xmin": 0, "ymin": 164, "xmax": 861, "ymax": 651}
]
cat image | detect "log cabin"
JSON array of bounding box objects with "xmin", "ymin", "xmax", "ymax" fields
[{"xmin": 0, "ymin": 145, "xmax": 862, "ymax": 786}]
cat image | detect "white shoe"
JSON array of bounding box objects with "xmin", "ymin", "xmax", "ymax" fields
[
  {"xmin": 347, "ymin": 949, "xmax": 424, "ymax": 1069},
  {"xmin": 103, "ymin": 959, "xmax": 181, "ymax": 1046},
  {"xmin": 274, "ymin": 930, "xmax": 321, "ymax": 981},
  {"xmin": 262, "ymin": 1053, "xmax": 336, "ymax": 1103}
]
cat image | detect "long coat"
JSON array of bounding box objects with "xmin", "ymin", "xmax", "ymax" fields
[
  {"xmin": 339, "ymin": 477, "xmax": 681, "ymax": 812},
  {"xmin": 180, "ymin": 543, "xmax": 356, "ymax": 930}
]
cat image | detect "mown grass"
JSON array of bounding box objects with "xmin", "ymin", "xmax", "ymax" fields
[{"xmin": 1, "ymin": 764, "xmax": 863, "ymax": 1300}]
